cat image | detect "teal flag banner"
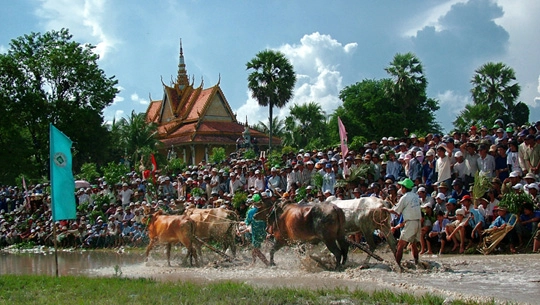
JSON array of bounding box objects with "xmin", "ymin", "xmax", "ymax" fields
[{"xmin": 50, "ymin": 124, "xmax": 76, "ymax": 221}]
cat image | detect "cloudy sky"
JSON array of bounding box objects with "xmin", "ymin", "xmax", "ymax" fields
[{"xmin": 1, "ymin": 0, "xmax": 539, "ymax": 133}]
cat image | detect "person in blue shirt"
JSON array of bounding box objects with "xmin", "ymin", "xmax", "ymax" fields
[
  {"xmin": 245, "ymin": 194, "xmax": 269, "ymax": 266},
  {"xmin": 450, "ymin": 179, "xmax": 469, "ymax": 201},
  {"xmin": 518, "ymin": 203, "xmax": 540, "ymax": 246},
  {"xmin": 459, "ymin": 195, "xmax": 485, "ymax": 246},
  {"xmin": 489, "ymin": 206, "xmax": 518, "ymax": 253}
]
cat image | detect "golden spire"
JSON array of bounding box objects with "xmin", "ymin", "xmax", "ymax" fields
[{"xmin": 177, "ymin": 38, "xmax": 189, "ymax": 89}]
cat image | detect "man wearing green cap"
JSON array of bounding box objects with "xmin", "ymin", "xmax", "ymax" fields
[
  {"xmin": 383, "ymin": 178, "xmax": 422, "ymax": 266},
  {"xmin": 245, "ymin": 193, "xmax": 270, "ymax": 266}
]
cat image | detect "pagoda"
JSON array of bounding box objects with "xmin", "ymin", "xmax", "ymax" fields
[{"xmin": 145, "ymin": 41, "xmax": 275, "ymax": 164}]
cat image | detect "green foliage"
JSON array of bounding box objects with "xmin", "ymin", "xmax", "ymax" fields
[
  {"xmin": 295, "ymin": 186, "xmax": 307, "ymax": 202},
  {"xmin": 102, "ymin": 162, "xmax": 129, "ymax": 186},
  {"xmin": 190, "ymin": 187, "xmax": 204, "ymax": 198},
  {"xmin": 210, "ymin": 147, "xmax": 227, "ymax": 165},
  {"xmin": 114, "ymin": 110, "xmax": 161, "ymax": 166},
  {"xmin": 312, "ymin": 172, "xmax": 323, "ymax": 190},
  {"xmin": 255, "ymin": 117, "xmax": 285, "ymax": 138},
  {"xmin": 283, "ymin": 102, "xmax": 329, "ymax": 149},
  {"xmin": 499, "ymin": 192, "xmax": 533, "ymax": 215},
  {"xmin": 166, "ymin": 157, "xmax": 185, "ymax": 175},
  {"xmin": 333, "ymin": 54, "xmax": 440, "ymax": 145},
  {"xmin": 281, "ymin": 146, "xmax": 296, "ymax": 155},
  {"xmin": 232, "ymin": 191, "xmax": 248, "ymax": 209},
  {"xmin": 337, "ymin": 164, "xmax": 371, "ymax": 188},
  {"xmin": 78, "ymin": 163, "xmax": 100, "ymax": 183},
  {"xmin": 454, "ymin": 62, "xmax": 523, "ymax": 130},
  {"xmin": 247, "ymin": 49, "xmax": 297, "ymax": 151},
  {"xmin": 242, "ymin": 149, "xmax": 257, "ymax": 160},
  {"xmin": 267, "ymin": 150, "xmax": 284, "ymax": 168},
  {"xmin": 0, "ymin": 29, "xmax": 119, "ymax": 181},
  {"xmin": 349, "ymin": 136, "xmax": 367, "ymax": 152},
  {"xmin": 92, "ymin": 193, "xmax": 116, "ymax": 209},
  {"xmin": 472, "ymin": 172, "xmax": 491, "ymax": 206}
]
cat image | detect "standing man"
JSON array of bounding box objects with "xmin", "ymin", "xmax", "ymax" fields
[
  {"xmin": 245, "ymin": 194, "xmax": 270, "ymax": 266},
  {"xmin": 383, "ymin": 178, "xmax": 422, "ymax": 266}
]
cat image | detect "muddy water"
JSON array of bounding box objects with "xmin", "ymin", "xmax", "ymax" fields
[
  {"xmin": 0, "ymin": 249, "xmax": 142, "ymax": 276},
  {"xmin": 2, "ymin": 246, "xmax": 539, "ymax": 305}
]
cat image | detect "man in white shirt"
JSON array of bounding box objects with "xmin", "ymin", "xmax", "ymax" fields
[{"xmin": 119, "ymin": 183, "xmax": 133, "ymax": 209}]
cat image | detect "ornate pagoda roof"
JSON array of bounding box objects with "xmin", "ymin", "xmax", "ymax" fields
[{"xmin": 145, "ymin": 41, "xmax": 276, "ymax": 146}]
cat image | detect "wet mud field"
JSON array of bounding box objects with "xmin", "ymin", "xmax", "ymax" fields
[{"xmin": 2, "ymin": 244, "xmax": 539, "ymax": 304}]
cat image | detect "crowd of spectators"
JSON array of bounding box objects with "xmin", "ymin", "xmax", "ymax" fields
[{"xmin": 1, "ymin": 119, "xmax": 540, "ymax": 253}]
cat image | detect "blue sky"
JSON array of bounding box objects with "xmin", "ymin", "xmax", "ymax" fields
[{"xmin": 1, "ymin": 0, "xmax": 539, "ymax": 133}]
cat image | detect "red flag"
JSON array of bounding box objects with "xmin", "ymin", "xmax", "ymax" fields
[
  {"xmin": 150, "ymin": 154, "xmax": 158, "ymax": 184},
  {"xmin": 150, "ymin": 154, "xmax": 157, "ymax": 173},
  {"xmin": 338, "ymin": 117, "xmax": 349, "ymax": 157}
]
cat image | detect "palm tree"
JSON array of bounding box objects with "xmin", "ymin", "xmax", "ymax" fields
[
  {"xmin": 454, "ymin": 62, "xmax": 522, "ymax": 130},
  {"xmin": 471, "ymin": 62, "xmax": 521, "ymax": 122},
  {"xmin": 254, "ymin": 117, "xmax": 286, "ymax": 138},
  {"xmin": 384, "ymin": 52, "xmax": 427, "ymax": 113},
  {"xmin": 246, "ymin": 50, "xmax": 296, "ymax": 152},
  {"xmin": 117, "ymin": 110, "xmax": 161, "ymax": 163},
  {"xmin": 384, "ymin": 53, "xmax": 439, "ymax": 133},
  {"xmin": 286, "ymin": 102, "xmax": 327, "ymax": 148}
]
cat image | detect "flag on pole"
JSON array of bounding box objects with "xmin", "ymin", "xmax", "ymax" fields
[
  {"xmin": 50, "ymin": 124, "xmax": 76, "ymax": 221},
  {"xmin": 338, "ymin": 117, "xmax": 349, "ymax": 157},
  {"xmin": 150, "ymin": 153, "xmax": 158, "ymax": 184},
  {"xmin": 22, "ymin": 175, "xmax": 31, "ymax": 210},
  {"xmin": 338, "ymin": 117, "xmax": 350, "ymax": 177}
]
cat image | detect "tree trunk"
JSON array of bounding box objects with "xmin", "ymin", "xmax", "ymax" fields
[{"xmin": 268, "ymin": 100, "xmax": 273, "ymax": 152}]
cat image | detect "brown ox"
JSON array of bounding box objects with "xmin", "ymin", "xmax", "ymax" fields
[
  {"xmin": 143, "ymin": 211, "xmax": 198, "ymax": 266},
  {"xmin": 185, "ymin": 207, "xmax": 238, "ymax": 259},
  {"xmin": 255, "ymin": 201, "xmax": 348, "ymax": 270}
]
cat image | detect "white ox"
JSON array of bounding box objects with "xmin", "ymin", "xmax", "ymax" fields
[{"xmin": 331, "ymin": 197, "xmax": 397, "ymax": 259}]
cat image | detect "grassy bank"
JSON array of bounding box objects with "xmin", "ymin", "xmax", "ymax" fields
[{"xmin": 0, "ymin": 275, "xmax": 492, "ymax": 305}]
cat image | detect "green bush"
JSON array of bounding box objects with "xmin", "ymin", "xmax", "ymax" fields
[
  {"xmin": 210, "ymin": 147, "xmax": 227, "ymax": 164},
  {"xmin": 232, "ymin": 191, "xmax": 248, "ymax": 209}
]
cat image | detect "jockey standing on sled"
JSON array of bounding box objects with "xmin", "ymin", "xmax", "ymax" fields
[
  {"xmin": 245, "ymin": 193, "xmax": 270, "ymax": 266},
  {"xmin": 383, "ymin": 178, "xmax": 422, "ymax": 266}
]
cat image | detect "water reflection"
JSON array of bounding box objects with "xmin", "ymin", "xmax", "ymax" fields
[{"xmin": 0, "ymin": 250, "xmax": 143, "ymax": 276}]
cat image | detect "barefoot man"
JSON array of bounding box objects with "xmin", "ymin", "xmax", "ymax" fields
[{"xmin": 383, "ymin": 178, "xmax": 422, "ymax": 265}]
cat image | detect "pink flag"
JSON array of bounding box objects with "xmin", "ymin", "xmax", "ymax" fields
[
  {"xmin": 338, "ymin": 117, "xmax": 349, "ymax": 157},
  {"xmin": 22, "ymin": 176, "xmax": 31, "ymax": 210}
]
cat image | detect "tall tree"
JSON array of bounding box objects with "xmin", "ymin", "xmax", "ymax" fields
[
  {"xmin": 454, "ymin": 62, "xmax": 523, "ymax": 130},
  {"xmin": 384, "ymin": 52, "xmax": 440, "ymax": 134},
  {"xmin": 254, "ymin": 117, "xmax": 285, "ymax": 139},
  {"xmin": 285, "ymin": 102, "xmax": 328, "ymax": 149},
  {"xmin": 0, "ymin": 29, "xmax": 118, "ymax": 182},
  {"xmin": 116, "ymin": 111, "xmax": 161, "ymax": 167},
  {"xmin": 246, "ymin": 50, "xmax": 296, "ymax": 152}
]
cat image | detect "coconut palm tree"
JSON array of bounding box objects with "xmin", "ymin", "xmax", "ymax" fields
[
  {"xmin": 286, "ymin": 102, "xmax": 327, "ymax": 149},
  {"xmin": 454, "ymin": 62, "xmax": 523, "ymax": 130},
  {"xmin": 246, "ymin": 50, "xmax": 296, "ymax": 152},
  {"xmin": 116, "ymin": 110, "xmax": 161, "ymax": 164},
  {"xmin": 471, "ymin": 62, "xmax": 521, "ymax": 122}
]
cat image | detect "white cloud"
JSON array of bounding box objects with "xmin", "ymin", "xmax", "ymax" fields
[
  {"xmin": 0, "ymin": 45, "xmax": 6, "ymax": 54},
  {"xmin": 114, "ymin": 109, "xmax": 124, "ymax": 120},
  {"xmin": 236, "ymin": 32, "xmax": 357, "ymax": 125},
  {"xmin": 34, "ymin": 0, "xmax": 118, "ymax": 59},
  {"xmin": 404, "ymin": 0, "xmax": 467, "ymax": 37},
  {"xmin": 112, "ymin": 95, "xmax": 124, "ymax": 105},
  {"xmin": 235, "ymin": 92, "xmax": 266, "ymax": 126},
  {"xmin": 495, "ymin": 0, "xmax": 540, "ymax": 109},
  {"xmin": 130, "ymin": 93, "xmax": 149, "ymax": 105},
  {"xmin": 437, "ymin": 90, "xmax": 471, "ymax": 115}
]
